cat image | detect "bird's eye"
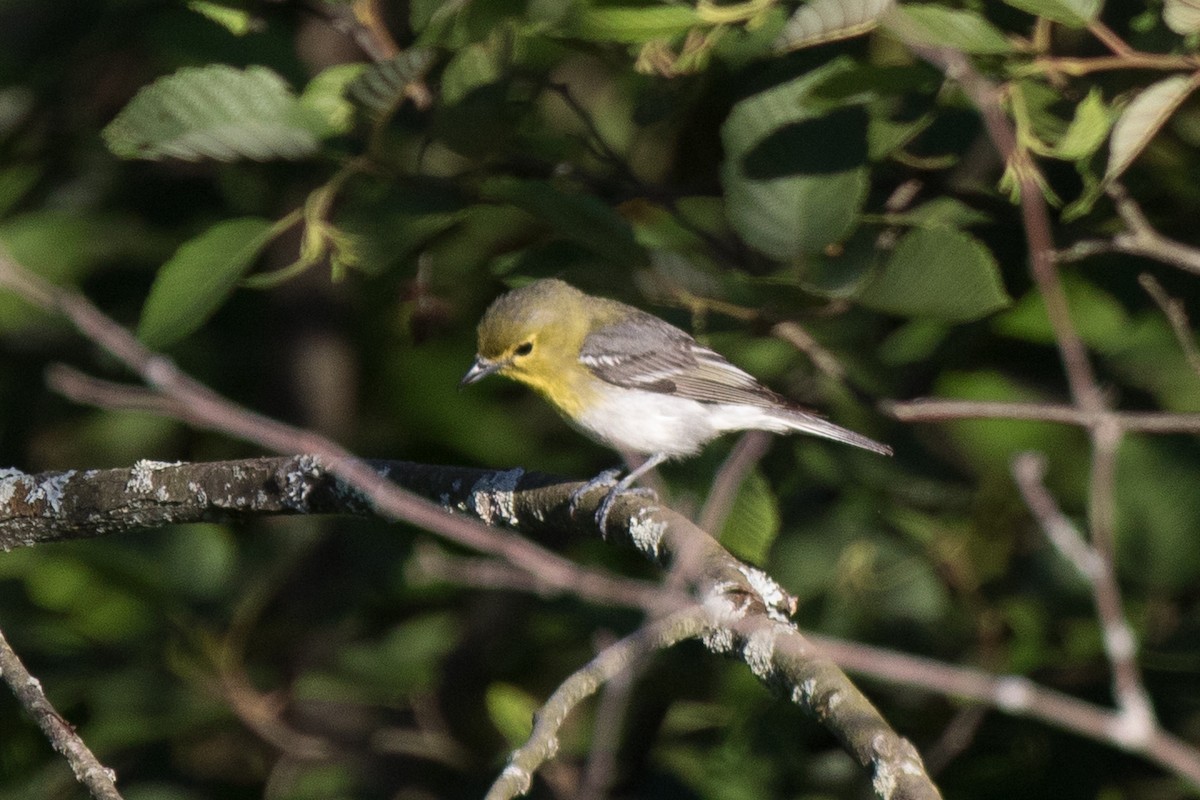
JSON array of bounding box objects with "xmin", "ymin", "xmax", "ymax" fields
[{"xmin": 514, "ymin": 341, "xmax": 534, "ymax": 357}]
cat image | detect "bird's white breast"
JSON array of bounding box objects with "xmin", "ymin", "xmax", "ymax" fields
[{"xmin": 571, "ymin": 386, "xmax": 787, "ymax": 457}]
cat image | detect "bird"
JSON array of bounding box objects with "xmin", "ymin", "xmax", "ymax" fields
[{"xmin": 461, "ymin": 279, "xmax": 891, "ymax": 530}]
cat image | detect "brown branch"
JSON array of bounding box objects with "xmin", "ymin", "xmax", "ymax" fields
[
  {"xmin": 1011, "ymin": 453, "xmax": 1156, "ymax": 735},
  {"xmin": 697, "ymin": 430, "xmax": 771, "ymax": 534},
  {"xmin": 1138, "ymin": 274, "xmax": 1200, "ymax": 377},
  {"xmin": 0, "ymin": 250, "xmax": 945, "ymax": 799},
  {"xmin": 884, "ymin": 398, "xmax": 1200, "ymax": 434},
  {"xmin": 0, "ymin": 627, "xmax": 123, "ymax": 800},
  {"xmin": 808, "ymin": 634, "xmax": 1200, "ymax": 787}
]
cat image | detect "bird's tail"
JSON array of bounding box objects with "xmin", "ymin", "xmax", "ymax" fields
[{"xmin": 774, "ymin": 408, "xmax": 893, "ymax": 456}]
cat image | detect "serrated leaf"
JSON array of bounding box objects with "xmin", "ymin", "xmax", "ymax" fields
[
  {"xmin": 718, "ymin": 470, "xmax": 781, "ymax": 565},
  {"xmin": 883, "ymin": 4, "xmax": 1013, "ymax": 54},
  {"xmin": 721, "ymin": 59, "xmax": 869, "ymax": 259},
  {"xmin": 1002, "ymin": 0, "xmax": 1101, "ymax": 28},
  {"xmin": 103, "ymin": 66, "xmax": 331, "ymax": 162},
  {"xmin": 1049, "ymin": 88, "xmax": 1114, "ymax": 160},
  {"xmin": 138, "ymin": 218, "xmax": 274, "ymax": 348},
  {"xmin": 348, "ymin": 48, "xmax": 437, "ymax": 118},
  {"xmin": 1164, "ymin": 0, "xmax": 1200, "ymax": 34},
  {"xmin": 566, "ymin": 6, "xmax": 700, "ymax": 43},
  {"xmin": 1106, "ymin": 74, "xmax": 1200, "ymax": 182},
  {"xmin": 479, "ymin": 178, "xmax": 647, "ymax": 266},
  {"xmin": 774, "ymin": 0, "xmax": 896, "ymax": 51},
  {"xmin": 855, "ymin": 228, "xmax": 1010, "ymax": 320}
]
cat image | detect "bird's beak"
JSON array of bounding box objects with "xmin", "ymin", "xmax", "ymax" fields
[{"xmin": 460, "ymin": 356, "xmax": 505, "ymax": 387}]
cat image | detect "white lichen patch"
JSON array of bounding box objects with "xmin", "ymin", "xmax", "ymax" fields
[
  {"xmin": 126, "ymin": 459, "xmax": 174, "ymax": 494},
  {"xmin": 0, "ymin": 468, "xmax": 29, "ymax": 505},
  {"xmin": 739, "ymin": 564, "xmax": 796, "ymax": 621},
  {"xmin": 628, "ymin": 508, "xmax": 666, "ymax": 561},
  {"xmin": 280, "ymin": 455, "xmax": 324, "ymax": 509},
  {"xmin": 468, "ymin": 468, "xmax": 524, "ymax": 526},
  {"xmin": 870, "ymin": 735, "xmax": 926, "ymax": 800},
  {"xmin": 792, "ymin": 677, "xmax": 817, "ymax": 708},
  {"xmin": 187, "ymin": 481, "xmax": 208, "ymax": 506},
  {"xmin": 742, "ymin": 625, "xmax": 778, "ymax": 681},
  {"xmin": 25, "ymin": 471, "xmax": 75, "ymax": 513}
]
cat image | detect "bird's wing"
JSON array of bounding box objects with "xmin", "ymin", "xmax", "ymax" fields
[{"xmin": 579, "ymin": 311, "xmax": 780, "ymax": 407}]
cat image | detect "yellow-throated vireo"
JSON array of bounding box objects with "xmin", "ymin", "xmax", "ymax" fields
[{"xmin": 462, "ymin": 279, "xmax": 891, "ymax": 529}]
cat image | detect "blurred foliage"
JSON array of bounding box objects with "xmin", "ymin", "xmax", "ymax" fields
[{"xmin": 1, "ymin": 0, "xmax": 1200, "ymax": 798}]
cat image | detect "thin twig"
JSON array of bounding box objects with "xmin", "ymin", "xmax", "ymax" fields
[
  {"xmin": 884, "ymin": 398, "xmax": 1200, "ymax": 433},
  {"xmin": 1011, "ymin": 452, "xmax": 1157, "ymax": 740},
  {"xmin": 0, "ymin": 627, "xmax": 124, "ymax": 800},
  {"xmin": 698, "ymin": 430, "xmax": 772, "ymax": 534},
  {"xmin": 485, "ymin": 609, "xmax": 711, "ymax": 800},
  {"xmin": 808, "ymin": 633, "xmax": 1200, "ymax": 788},
  {"xmin": 1138, "ymin": 273, "xmax": 1200, "ymax": 377}
]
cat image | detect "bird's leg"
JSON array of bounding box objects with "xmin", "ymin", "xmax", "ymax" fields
[
  {"xmin": 568, "ymin": 468, "xmax": 623, "ymax": 517},
  {"xmin": 594, "ymin": 452, "xmax": 667, "ymax": 532}
]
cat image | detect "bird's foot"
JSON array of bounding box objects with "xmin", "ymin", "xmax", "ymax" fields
[
  {"xmin": 568, "ymin": 468, "xmax": 622, "ymax": 517},
  {"xmin": 595, "ymin": 484, "xmax": 657, "ymax": 533}
]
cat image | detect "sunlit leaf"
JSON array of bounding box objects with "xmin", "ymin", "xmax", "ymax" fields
[
  {"xmin": 883, "ymin": 4, "xmax": 1014, "ymax": 54},
  {"xmin": 138, "ymin": 217, "xmax": 275, "ymax": 347},
  {"xmin": 721, "ymin": 59, "xmax": 869, "ymax": 259},
  {"xmin": 103, "ymin": 65, "xmax": 331, "ymax": 161},
  {"xmin": 855, "ymin": 228, "xmax": 1010, "ymax": 320},
  {"xmin": 486, "ymin": 683, "xmax": 538, "ymax": 746},
  {"xmin": 1002, "ymin": 0, "xmax": 1102, "ymax": 28},
  {"xmin": 299, "ymin": 63, "xmax": 366, "ymax": 137},
  {"xmin": 1049, "ymin": 88, "xmax": 1115, "ymax": 160},
  {"xmin": 565, "ymin": 5, "xmax": 700, "ymax": 43},
  {"xmin": 774, "ymin": 0, "xmax": 896, "ymax": 51},
  {"xmin": 1106, "ymin": 74, "xmax": 1200, "ymax": 182},
  {"xmin": 186, "ymin": 0, "xmax": 261, "ymax": 35},
  {"xmin": 1164, "ymin": 0, "xmax": 1200, "ymax": 34}
]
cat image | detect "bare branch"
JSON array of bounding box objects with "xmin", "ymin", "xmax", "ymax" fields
[
  {"xmin": 1011, "ymin": 453, "xmax": 1157, "ymax": 738},
  {"xmin": 485, "ymin": 609, "xmax": 711, "ymax": 800},
  {"xmin": 1139, "ymin": 274, "xmax": 1200, "ymax": 377},
  {"xmin": 0, "ymin": 627, "xmax": 124, "ymax": 800}
]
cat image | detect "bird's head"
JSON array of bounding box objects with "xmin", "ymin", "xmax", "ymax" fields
[{"xmin": 461, "ymin": 279, "xmax": 595, "ymax": 393}]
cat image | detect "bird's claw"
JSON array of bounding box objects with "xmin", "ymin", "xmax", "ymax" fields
[
  {"xmin": 595, "ymin": 485, "xmax": 658, "ymax": 533},
  {"xmin": 568, "ymin": 468, "xmax": 622, "ymax": 517}
]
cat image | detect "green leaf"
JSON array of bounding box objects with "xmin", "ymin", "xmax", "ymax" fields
[
  {"xmin": 718, "ymin": 470, "xmax": 781, "ymax": 565},
  {"xmin": 299, "ymin": 63, "xmax": 366, "ymax": 137},
  {"xmin": 0, "ymin": 163, "xmax": 40, "ymax": 219},
  {"xmin": 1106, "ymin": 74, "xmax": 1200, "ymax": 182},
  {"xmin": 721, "ymin": 59, "xmax": 870, "ymax": 259},
  {"xmin": 883, "ymin": 4, "xmax": 1014, "ymax": 54},
  {"xmin": 486, "ymin": 683, "xmax": 538, "ymax": 746},
  {"xmin": 479, "ymin": 177, "xmax": 647, "ymax": 266},
  {"xmin": 186, "ymin": 0, "xmax": 260, "ymax": 35},
  {"xmin": 565, "ymin": 6, "xmax": 700, "ymax": 43},
  {"xmin": 1001, "ymin": 0, "xmax": 1102, "ymax": 28},
  {"xmin": 138, "ymin": 218, "xmax": 275, "ymax": 348},
  {"xmin": 993, "ymin": 274, "xmax": 1129, "ymax": 350},
  {"xmin": 348, "ymin": 48, "xmax": 437, "ymax": 118},
  {"xmin": 1164, "ymin": 0, "xmax": 1200, "ymax": 34},
  {"xmin": 103, "ymin": 65, "xmax": 331, "ymax": 162},
  {"xmin": 774, "ymin": 0, "xmax": 895, "ymax": 51},
  {"xmin": 884, "ymin": 197, "xmax": 991, "ymax": 228},
  {"xmin": 855, "ymin": 228, "xmax": 1010, "ymax": 320},
  {"xmin": 1048, "ymin": 88, "xmax": 1114, "ymax": 160},
  {"xmin": 1116, "ymin": 437, "xmax": 1200, "ymax": 590}
]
